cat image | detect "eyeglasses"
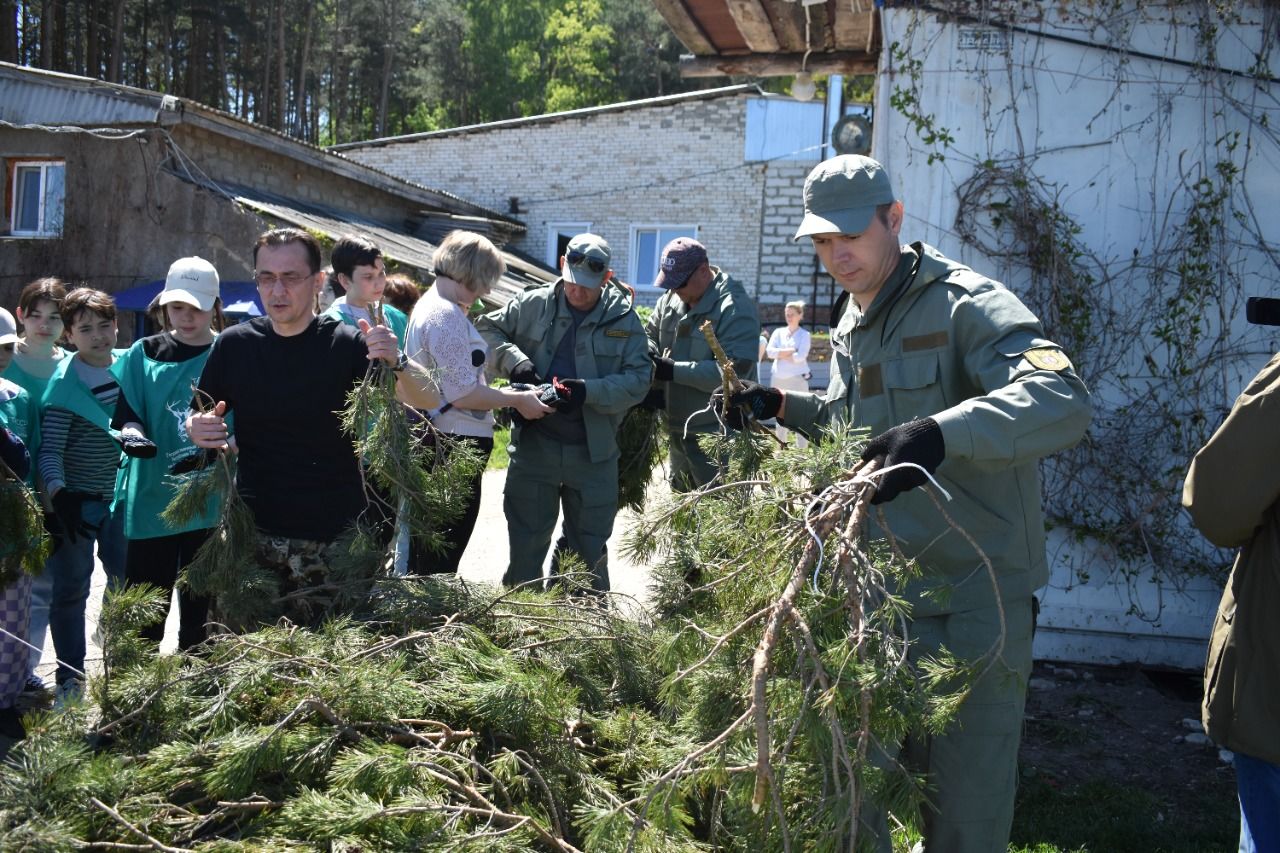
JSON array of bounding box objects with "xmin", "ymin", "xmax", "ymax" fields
[
  {"xmin": 566, "ymin": 250, "xmax": 606, "ymax": 275},
  {"xmin": 255, "ymin": 270, "xmax": 313, "ymax": 288}
]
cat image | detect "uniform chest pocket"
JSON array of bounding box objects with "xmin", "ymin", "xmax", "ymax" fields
[
  {"xmin": 884, "ymin": 353, "xmax": 943, "ymax": 423},
  {"xmin": 593, "ymin": 335, "xmax": 629, "ymax": 370}
]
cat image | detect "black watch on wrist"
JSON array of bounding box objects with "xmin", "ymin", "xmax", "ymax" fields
[{"xmin": 389, "ymin": 352, "xmax": 409, "ymax": 373}]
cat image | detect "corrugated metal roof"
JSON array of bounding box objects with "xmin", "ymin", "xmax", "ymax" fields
[
  {"xmin": 329, "ymin": 84, "xmax": 764, "ymax": 151},
  {"xmin": 228, "ymin": 185, "xmax": 550, "ymax": 307},
  {"xmin": 0, "ymin": 62, "xmax": 523, "ymax": 232},
  {"xmin": 0, "ymin": 63, "xmax": 164, "ymax": 126}
]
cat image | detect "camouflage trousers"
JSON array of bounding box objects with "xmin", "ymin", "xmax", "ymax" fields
[{"xmin": 215, "ymin": 534, "xmax": 357, "ymax": 633}]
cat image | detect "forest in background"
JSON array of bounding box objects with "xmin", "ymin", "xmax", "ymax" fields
[{"xmin": 0, "ymin": 0, "xmax": 722, "ymax": 144}]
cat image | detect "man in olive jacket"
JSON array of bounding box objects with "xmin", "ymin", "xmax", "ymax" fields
[
  {"xmin": 726, "ymin": 155, "xmax": 1092, "ymax": 852},
  {"xmin": 477, "ymin": 234, "xmax": 650, "ymax": 592},
  {"xmin": 645, "ymin": 237, "xmax": 760, "ymax": 491},
  {"xmin": 1183, "ymin": 351, "xmax": 1280, "ymax": 853}
]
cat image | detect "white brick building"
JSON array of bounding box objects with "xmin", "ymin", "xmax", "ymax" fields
[{"xmin": 332, "ymin": 85, "xmax": 852, "ymax": 323}]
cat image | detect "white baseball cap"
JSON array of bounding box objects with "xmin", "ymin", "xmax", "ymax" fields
[
  {"xmin": 0, "ymin": 307, "xmax": 18, "ymax": 346},
  {"xmin": 160, "ymin": 256, "xmax": 220, "ymax": 311}
]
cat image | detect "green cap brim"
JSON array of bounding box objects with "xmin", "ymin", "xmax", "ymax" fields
[
  {"xmin": 562, "ymin": 265, "xmax": 607, "ymax": 288},
  {"xmin": 794, "ymin": 205, "xmax": 879, "ymax": 240}
]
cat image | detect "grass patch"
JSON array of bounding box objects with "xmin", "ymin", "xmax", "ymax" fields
[
  {"xmin": 487, "ymin": 425, "xmax": 510, "ymax": 470},
  {"xmin": 1009, "ymin": 776, "xmax": 1236, "ymax": 852}
]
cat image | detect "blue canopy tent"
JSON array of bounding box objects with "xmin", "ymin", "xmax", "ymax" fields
[{"xmin": 112, "ymin": 280, "xmax": 263, "ymax": 340}]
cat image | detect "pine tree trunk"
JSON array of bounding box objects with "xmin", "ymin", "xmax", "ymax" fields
[
  {"xmin": 293, "ymin": 0, "xmax": 314, "ymax": 138},
  {"xmin": 105, "ymin": 0, "xmax": 124, "ymax": 81},
  {"xmin": 275, "ymin": 0, "xmax": 286, "ymax": 131},
  {"xmin": 85, "ymin": 0, "xmax": 100, "ymax": 77},
  {"xmin": 0, "ymin": 0, "xmax": 15, "ymax": 63}
]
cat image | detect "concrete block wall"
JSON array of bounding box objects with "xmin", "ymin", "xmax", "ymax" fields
[{"xmin": 343, "ymin": 95, "xmax": 773, "ymax": 305}]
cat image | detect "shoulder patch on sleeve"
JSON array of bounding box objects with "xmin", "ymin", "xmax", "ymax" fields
[
  {"xmin": 604, "ymin": 329, "xmax": 632, "ymax": 338},
  {"xmin": 1024, "ymin": 347, "xmax": 1072, "ymax": 372}
]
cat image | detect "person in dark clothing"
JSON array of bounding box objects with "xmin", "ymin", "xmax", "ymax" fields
[{"xmin": 186, "ymin": 228, "xmax": 440, "ymax": 627}]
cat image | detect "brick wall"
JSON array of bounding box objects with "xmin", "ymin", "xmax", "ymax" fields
[
  {"xmin": 756, "ymin": 163, "xmax": 840, "ymax": 328},
  {"xmin": 343, "ymin": 96, "xmax": 775, "ymax": 306}
]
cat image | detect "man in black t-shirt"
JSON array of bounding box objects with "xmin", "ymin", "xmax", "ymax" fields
[{"xmin": 186, "ymin": 228, "xmax": 439, "ymax": 626}]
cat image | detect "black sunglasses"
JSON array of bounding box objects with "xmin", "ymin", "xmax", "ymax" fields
[{"xmin": 566, "ymin": 249, "xmax": 606, "ymax": 275}]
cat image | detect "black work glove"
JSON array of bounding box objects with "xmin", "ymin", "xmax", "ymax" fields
[
  {"xmin": 553, "ymin": 378, "xmax": 586, "ymax": 414},
  {"xmin": 651, "ymin": 354, "xmax": 675, "ymax": 382},
  {"xmin": 0, "ymin": 427, "xmax": 31, "ymax": 481},
  {"xmin": 711, "ymin": 380, "xmax": 783, "ymax": 430},
  {"xmin": 509, "ymin": 360, "xmax": 542, "ymax": 386},
  {"xmin": 860, "ymin": 417, "xmax": 945, "ymax": 505},
  {"xmin": 640, "ymin": 388, "xmax": 666, "ymax": 411},
  {"xmin": 118, "ymin": 432, "xmax": 158, "ymax": 459},
  {"xmin": 51, "ymin": 489, "xmax": 95, "ymax": 544},
  {"xmin": 169, "ymin": 448, "xmax": 220, "ymax": 475}
]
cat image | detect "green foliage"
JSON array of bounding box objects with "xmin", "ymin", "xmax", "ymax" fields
[
  {"xmin": 887, "ymin": 39, "xmax": 955, "ymax": 164},
  {"xmin": 616, "ymin": 404, "xmax": 665, "ymax": 512},
  {"xmin": 162, "ymin": 450, "xmax": 269, "ymax": 624},
  {"xmin": 0, "ymin": 478, "xmax": 49, "ymax": 586},
  {"xmin": 9, "ymin": 0, "xmax": 698, "ymax": 144},
  {"xmin": 544, "ymin": 0, "xmax": 616, "ymax": 113},
  {"xmin": 1, "ymin": 424, "xmax": 981, "ymax": 850},
  {"xmin": 1011, "ymin": 776, "xmax": 1236, "ymax": 853}
]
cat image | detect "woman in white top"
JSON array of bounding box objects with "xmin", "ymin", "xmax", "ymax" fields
[
  {"xmin": 765, "ymin": 300, "xmax": 811, "ymax": 447},
  {"xmin": 402, "ymin": 231, "xmax": 552, "ymax": 574}
]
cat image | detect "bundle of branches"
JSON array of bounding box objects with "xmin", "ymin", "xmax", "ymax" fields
[
  {"xmin": 161, "ymin": 442, "xmax": 263, "ymax": 622},
  {"xmin": 0, "ymin": 416, "xmax": 995, "ymax": 850},
  {"xmin": 0, "ymin": 473, "xmax": 48, "ymax": 586},
  {"xmin": 342, "ymin": 343, "xmax": 482, "ymax": 560},
  {"xmin": 615, "ymin": 404, "xmax": 664, "ymax": 512},
  {"xmin": 163, "ymin": 351, "xmax": 480, "ymax": 628}
]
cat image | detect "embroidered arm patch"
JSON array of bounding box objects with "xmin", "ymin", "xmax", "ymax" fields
[{"xmin": 1023, "ymin": 347, "xmax": 1072, "ymax": 372}]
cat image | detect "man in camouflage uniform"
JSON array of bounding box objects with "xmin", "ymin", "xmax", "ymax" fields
[
  {"xmin": 478, "ymin": 234, "xmax": 650, "ymax": 592},
  {"xmin": 727, "ymin": 155, "xmax": 1093, "ymax": 852},
  {"xmin": 644, "ymin": 238, "xmax": 760, "ymax": 491}
]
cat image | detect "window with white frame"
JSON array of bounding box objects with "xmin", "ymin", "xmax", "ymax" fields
[
  {"xmin": 7, "ymin": 159, "xmax": 66, "ymax": 237},
  {"xmin": 630, "ymin": 224, "xmax": 698, "ymax": 287},
  {"xmin": 546, "ymin": 222, "xmax": 592, "ymax": 267}
]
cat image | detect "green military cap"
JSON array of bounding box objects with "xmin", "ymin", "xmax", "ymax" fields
[
  {"xmin": 795, "ymin": 155, "xmax": 897, "ymax": 240},
  {"xmin": 563, "ymin": 233, "xmax": 612, "ymax": 289}
]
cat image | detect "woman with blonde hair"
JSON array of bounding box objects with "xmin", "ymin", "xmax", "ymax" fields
[{"xmin": 402, "ymin": 231, "xmax": 551, "ymax": 574}]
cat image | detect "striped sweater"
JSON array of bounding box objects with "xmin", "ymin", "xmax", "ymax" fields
[{"xmin": 39, "ymin": 358, "xmax": 120, "ymax": 497}]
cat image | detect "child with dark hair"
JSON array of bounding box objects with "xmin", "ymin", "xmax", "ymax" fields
[
  {"xmin": 322, "ymin": 234, "xmax": 408, "ymax": 348},
  {"xmin": 382, "ymin": 273, "xmax": 423, "ymax": 316},
  {"xmin": 39, "ymin": 287, "xmax": 127, "ymax": 703},
  {"xmin": 112, "ymin": 258, "xmax": 226, "ymax": 653},
  {"xmin": 4, "ymin": 277, "xmax": 68, "ymax": 695}
]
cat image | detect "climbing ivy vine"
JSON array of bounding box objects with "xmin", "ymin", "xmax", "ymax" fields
[{"xmin": 885, "ymin": 2, "xmax": 1279, "ymax": 593}]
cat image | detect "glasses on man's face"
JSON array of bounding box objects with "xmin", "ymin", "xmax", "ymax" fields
[
  {"xmin": 255, "ymin": 270, "xmax": 312, "ymax": 289},
  {"xmin": 566, "ymin": 250, "xmax": 606, "ymax": 275}
]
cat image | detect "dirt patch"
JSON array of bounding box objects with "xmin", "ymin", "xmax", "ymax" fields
[{"xmin": 1014, "ymin": 661, "xmax": 1238, "ymax": 851}]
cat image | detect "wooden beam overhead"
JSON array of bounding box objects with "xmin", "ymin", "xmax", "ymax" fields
[
  {"xmin": 679, "ymin": 51, "xmax": 879, "ymax": 78},
  {"xmin": 763, "ymin": 0, "xmax": 806, "ymax": 52},
  {"xmin": 829, "ymin": 0, "xmax": 871, "ymax": 51},
  {"xmin": 652, "ymin": 0, "xmax": 716, "ymax": 54},
  {"xmin": 724, "ymin": 0, "xmax": 781, "ymax": 53}
]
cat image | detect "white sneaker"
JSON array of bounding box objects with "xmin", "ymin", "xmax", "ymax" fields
[{"xmin": 54, "ymin": 678, "xmax": 84, "ymax": 708}]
